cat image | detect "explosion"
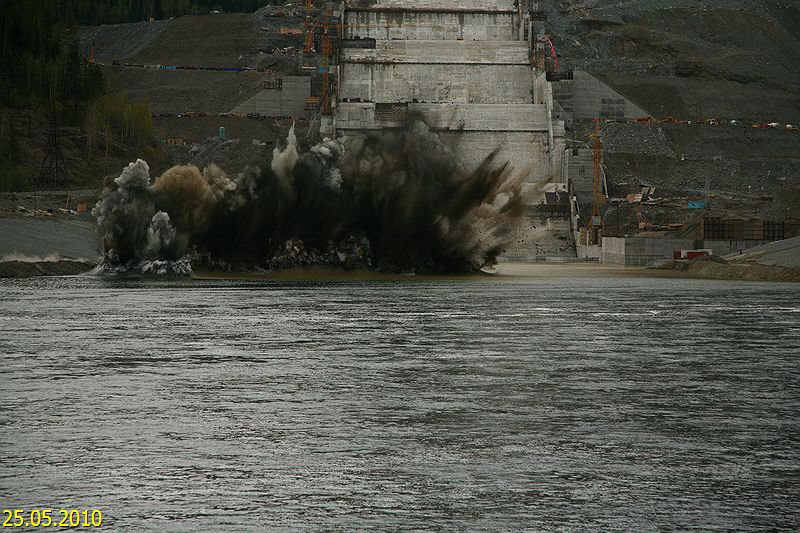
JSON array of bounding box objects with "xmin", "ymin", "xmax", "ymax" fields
[{"xmin": 93, "ymin": 119, "xmax": 525, "ymax": 275}]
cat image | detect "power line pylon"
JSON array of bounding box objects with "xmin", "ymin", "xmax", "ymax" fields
[{"xmin": 37, "ymin": 105, "xmax": 68, "ymax": 189}]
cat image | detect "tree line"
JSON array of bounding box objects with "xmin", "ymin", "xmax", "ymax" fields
[
  {"xmin": 48, "ymin": 0, "xmax": 280, "ymax": 26},
  {"xmin": 0, "ymin": 0, "xmax": 177, "ymax": 190}
]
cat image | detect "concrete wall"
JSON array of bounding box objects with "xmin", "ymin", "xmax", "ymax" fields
[
  {"xmin": 577, "ymin": 244, "xmax": 601, "ymax": 260},
  {"xmin": 339, "ymin": 63, "xmax": 534, "ymax": 104},
  {"xmin": 601, "ymin": 237, "xmax": 778, "ymax": 266},
  {"xmin": 533, "ymin": 71, "xmax": 550, "ymax": 105},
  {"xmin": 231, "ymin": 76, "xmax": 310, "ymax": 117},
  {"xmin": 552, "ymin": 70, "xmax": 648, "ymax": 121},
  {"xmin": 336, "ymin": 102, "xmax": 549, "ymax": 131},
  {"xmin": 602, "ymin": 237, "xmax": 699, "ymax": 266},
  {"xmin": 341, "ymin": 40, "xmax": 530, "ymax": 64},
  {"xmin": 350, "ymin": 0, "xmax": 515, "ymax": 10},
  {"xmin": 566, "ymin": 146, "xmax": 594, "ymax": 204},
  {"xmin": 337, "ymin": 102, "xmax": 551, "ymax": 179},
  {"xmin": 437, "ymin": 131, "xmax": 549, "ymax": 179},
  {"xmin": 344, "ymin": 11, "xmax": 515, "ymax": 41}
]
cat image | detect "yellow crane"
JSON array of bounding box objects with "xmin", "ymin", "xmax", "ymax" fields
[
  {"xmin": 302, "ymin": 0, "xmax": 338, "ymax": 116},
  {"xmin": 304, "ymin": 0, "xmax": 315, "ymax": 53}
]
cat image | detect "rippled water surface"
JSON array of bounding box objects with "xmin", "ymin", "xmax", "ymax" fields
[{"xmin": 1, "ymin": 275, "xmax": 799, "ymax": 531}]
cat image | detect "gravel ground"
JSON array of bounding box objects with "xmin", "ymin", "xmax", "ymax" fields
[
  {"xmin": 550, "ymin": 1, "xmax": 800, "ymax": 92},
  {"xmin": 78, "ymin": 19, "xmax": 171, "ymax": 62},
  {"xmin": 81, "ymin": 9, "xmax": 305, "ymax": 70},
  {"xmin": 102, "ymin": 68, "xmax": 270, "ymax": 115},
  {"xmin": 591, "ymin": 121, "xmax": 800, "ymax": 222},
  {"xmin": 165, "ymin": 138, "xmax": 273, "ymax": 173}
]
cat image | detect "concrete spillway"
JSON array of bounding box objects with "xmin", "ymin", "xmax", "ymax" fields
[{"xmin": 335, "ymin": 0, "xmax": 565, "ymax": 192}]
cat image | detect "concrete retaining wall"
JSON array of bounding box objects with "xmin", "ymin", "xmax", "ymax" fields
[
  {"xmin": 337, "ymin": 102, "xmax": 551, "ymax": 179},
  {"xmin": 339, "ymin": 63, "xmax": 534, "ymax": 104},
  {"xmin": 352, "ymin": 0, "xmax": 514, "ymax": 10},
  {"xmin": 341, "ymin": 40, "xmax": 530, "ymax": 64},
  {"xmin": 437, "ymin": 131, "xmax": 549, "ymax": 179},
  {"xmin": 566, "ymin": 147, "xmax": 594, "ymax": 204},
  {"xmin": 577, "ymin": 244, "xmax": 601, "ymax": 259},
  {"xmin": 336, "ymin": 102, "xmax": 549, "ymax": 131},
  {"xmin": 601, "ymin": 237, "xmax": 778, "ymax": 266},
  {"xmin": 344, "ymin": 11, "xmax": 515, "ymax": 41},
  {"xmin": 602, "ymin": 236, "xmax": 699, "ymax": 266}
]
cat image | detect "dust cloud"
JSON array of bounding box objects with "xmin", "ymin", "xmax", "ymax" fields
[{"xmin": 93, "ymin": 119, "xmax": 524, "ymax": 274}]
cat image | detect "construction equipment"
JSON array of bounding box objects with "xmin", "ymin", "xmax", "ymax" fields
[
  {"xmin": 304, "ymin": 0, "xmax": 315, "ymax": 53},
  {"xmin": 542, "ymin": 35, "xmax": 559, "ymax": 72},
  {"xmin": 586, "ymin": 119, "xmax": 605, "ymax": 241},
  {"xmin": 37, "ymin": 103, "xmax": 67, "ymax": 188},
  {"xmin": 302, "ymin": 0, "xmax": 339, "ymax": 116},
  {"xmin": 321, "ymin": 29, "xmax": 333, "ymax": 115}
]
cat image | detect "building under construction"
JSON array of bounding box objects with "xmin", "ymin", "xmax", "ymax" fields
[{"xmin": 330, "ymin": 0, "xmax": 566, "ymax": 198}]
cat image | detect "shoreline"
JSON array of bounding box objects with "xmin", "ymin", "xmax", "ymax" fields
[{"xmin": 2, "ymin": 259, "xmax": 798, "ymax": 283}]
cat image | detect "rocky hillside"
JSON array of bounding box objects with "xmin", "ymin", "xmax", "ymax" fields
[
  {"xmin": 551, "ymin": 0, "xmax": 800, "ymax": 226},
  {"xmin": 552, "ymin": 0, "xmax": 800, "ymax": 119},
  {"xmin": 79, "ymin": 6, "xmax": 307, "ymax": 115}
]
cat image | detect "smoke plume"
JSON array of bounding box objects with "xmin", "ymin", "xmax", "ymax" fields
[{"xmin": 93, "ymin": 119, "xmax": 525, "ymax": 274}]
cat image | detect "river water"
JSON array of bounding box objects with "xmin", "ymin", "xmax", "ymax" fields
[{"xmin": 1, "ymin": 274, "xmax": 799, "ymax": 531}]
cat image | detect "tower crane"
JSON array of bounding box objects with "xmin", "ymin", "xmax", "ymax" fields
[
  {"xmin": 587, "ymin": 119, "xmax": 606, "ymax": 243},
  {"xmin": 302, "ymin": 0, "xmax": 338, "ymax": 117}
]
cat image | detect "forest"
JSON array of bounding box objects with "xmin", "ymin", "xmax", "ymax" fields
[
  {"xmin": 35, "ymin": 0, "xmax": 280, "ymax": 26},
  {"xmin": 0, "ymin": 0, "xmax": 231, "ymax": 189}
]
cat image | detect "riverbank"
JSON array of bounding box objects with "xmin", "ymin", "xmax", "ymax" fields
[
  {"xmin": 0, "ymin": 210, "xmax": 99, "ymax": 279},
  {"xmin": 0, "ymin": 259, "xmax": 96, "ymax": 278},
  {"xmin": 655, "ymin": 257, "xmax": 800, "ymax": 283},
  {"xmin": 1, "ymin": 206, "xmax": 796, "ymax": 283},
  {"xmin": 4, "ymin": 258, "xmax": 799, "ymax": 283}
]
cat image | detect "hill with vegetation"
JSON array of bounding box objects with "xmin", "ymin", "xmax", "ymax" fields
[{"xmin": 0, "ymin": 0, "xmax": 285, "ymax": 192}]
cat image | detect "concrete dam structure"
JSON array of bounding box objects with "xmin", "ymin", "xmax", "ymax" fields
[{"xmin": 335, "ymin": 0, "xmax": 565, "ymax": 195}]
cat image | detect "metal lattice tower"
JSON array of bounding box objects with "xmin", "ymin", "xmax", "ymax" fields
[{"xmin": 37, "ymin": 106, "xmax": 67, "ymax": 189}]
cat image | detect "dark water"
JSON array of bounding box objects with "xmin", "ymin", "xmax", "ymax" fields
[{"xmin": 1, "ymin": 275, "xmax": 799, "ymax": 531}]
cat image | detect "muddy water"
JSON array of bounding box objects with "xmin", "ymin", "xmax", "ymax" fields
[{"xmin": 1, "ymin": 275, "xmax": 799, "ymax": 531}]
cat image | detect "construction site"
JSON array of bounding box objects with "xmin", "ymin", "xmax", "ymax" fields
[{"xmin": 2, "ymin": 0, "xmax": 799, "ymax": 277}]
